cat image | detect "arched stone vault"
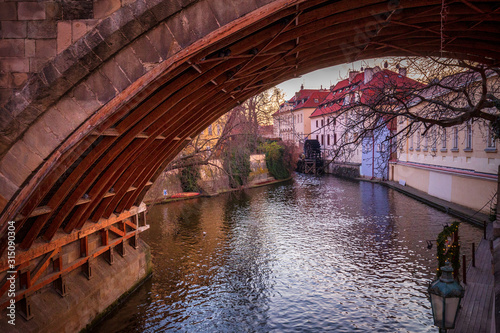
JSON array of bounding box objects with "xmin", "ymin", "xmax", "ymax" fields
[{"xmin": 0, "ymin": 0, "xmax": 499, "ymax": 252}]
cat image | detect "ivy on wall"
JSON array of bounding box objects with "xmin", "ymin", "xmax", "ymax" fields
[{"xmin": 436, "ymin": 221, "xmax": 460, "ymax": 278}]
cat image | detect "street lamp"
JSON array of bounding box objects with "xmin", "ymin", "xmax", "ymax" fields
[{"xmin": 428, "ymin": 262, "xmax": 465, "ymax": 332}]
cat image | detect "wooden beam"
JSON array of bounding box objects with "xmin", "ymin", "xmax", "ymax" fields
[{"xmin": 30, "ymin": 248, "xmax": 61, "ymax": 285}]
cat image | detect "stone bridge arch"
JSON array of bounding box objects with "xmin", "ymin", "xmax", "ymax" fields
[{"xmin": 0, "ymin": 0, "xmax": 499, "ymax": 253}]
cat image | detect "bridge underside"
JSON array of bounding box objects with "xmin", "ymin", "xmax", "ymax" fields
[{"xmin": 0, "ymin": 0, "xmax": 499, "ymax": 311}]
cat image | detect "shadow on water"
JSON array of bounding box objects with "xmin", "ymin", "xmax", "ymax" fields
[{"xmin": 90, "ymin": 175, "xmax": 482, "ymax": 333}]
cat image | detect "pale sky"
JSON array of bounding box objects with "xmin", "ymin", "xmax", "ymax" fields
[{"xmin": 276, "ymin": 58, "xmax": 385, "ymax": 100}]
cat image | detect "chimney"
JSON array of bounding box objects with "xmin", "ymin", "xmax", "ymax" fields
[
  {"xmin": 300, "ymin": 83, "xmax": 304, "ymax": 90},
  {"xmin": 349, "ymin": 71, "xmax": 359, "ymax": 83},
  {"xmin": 398, "ymin": 67, "xmax": 407, "ymax": 77},
  {"xmin": 364, "ymin": 67, "xmax": 374, "ymax": 84}
]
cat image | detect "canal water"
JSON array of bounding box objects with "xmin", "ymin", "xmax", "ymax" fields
[{"xmin": 91, "ymin": 175, "xmax": 483, "ymax": 332}]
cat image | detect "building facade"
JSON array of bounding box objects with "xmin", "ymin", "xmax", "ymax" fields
[{"xmin": 273, "ymin": 86, "xmax": 328, "ymax": 148}]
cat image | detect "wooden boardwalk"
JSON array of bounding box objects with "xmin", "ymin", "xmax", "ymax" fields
[{"xmin": 449, "ymin": 224, "xmax": 493, "ymax": 333}]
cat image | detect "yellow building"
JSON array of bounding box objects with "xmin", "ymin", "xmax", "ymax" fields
[{"xmin": 393, "ymin": 75, "xmax": 499, "ymax": 213}]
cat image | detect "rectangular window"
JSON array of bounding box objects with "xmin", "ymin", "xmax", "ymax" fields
[
  {"xmin": 334, "ymin": 133, "xmax": 337, "ymax": 145},
  {"xmin": 453, "ymin": 127, "xmax": 459, "ymax": 149},
  {"xmin": 321, "ymin": 119, "xmax": 324, "ymax": 127},
  {"xmin": 431, "ymin": 128, "xmax": 437, "ymax": 150},
  {"xmin": 441, "ymin": 128, "xmax": 447, "ymax": 149},
  {"xmin": 327, "ymin": 134, "xmax": 330, "ymax": 146},
  {"xmin": 409, "ymin": 133, "xmax": 413, "ymax": 150},
  {"xmin": 321, "ymin": 135, "xmax": 324, "ymax": 145},
  {"xmin": 208, "ymin": 125, "xmax": 213, "ymax": 135},
  {"xmin": 465, "ymin": 123, "xmax": 472, "ymax": 150},
  {"xmin": 316, "ymin": 135, "xmax": 319, "ymax": 141},
  {"xmin": 487, "ymin": 127, "xmax": 496, "ymax": 149},
  {"xmin": 316, "ymin": 120, "xmax": 318, "ymax": 127},
  {"xmin": 416, "ymin": 130, "xmax": 421, "ymax": 150}
]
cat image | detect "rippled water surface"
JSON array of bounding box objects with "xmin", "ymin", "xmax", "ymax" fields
[{"xmin": 92, "ymin": 175, "xmax": 482, "ymax": 332}]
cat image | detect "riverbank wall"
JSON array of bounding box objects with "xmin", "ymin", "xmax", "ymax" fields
[{"xmin": 144, "ymin": 154, "xmax": 276, "ymax": 204}]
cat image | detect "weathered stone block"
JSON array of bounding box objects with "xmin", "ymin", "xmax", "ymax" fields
[
  {"xmin": 131, "ymin": 35, "xmax": 161, "ymax": 64},
  {"xmin": 101, "ymin": 58, "xmax": 131, "ymax": 93},
  {"xmin": 61, "ymin": 0, "xmax": 94, "ymax": 20},
  {"xmin": 105, "ymin": 30, "xmax": 129, "ymax": 57},
  {"xmin": 150, "ymin": 0, "xmax": 182, "ymax": 22},
  {"xmin": 128, "ymin": 0, "xmax": 157, "ymax": 28},
  {"xmin": 0, "ymin": 74, "xmax": 10, "ymax": 88},
  {"xmin": 53, "ymin": 49, "xmax": 89, "ymax": 85},
  {"xmin": 0, "ymin": 39, "xmax": 25, "ymax": 57},
  {"xmin": 46, "ymin": 2, "xmax": 63, "ymax": 20},
  {"xmin": 0, "ymin": 172, "xmax": 18, "ymax": 203},
  {"xmin": 84, "ymin": 30, "xmax": 114, "ymax": 62},
  {"xmin": 18, "ymin": 2, "xmax": 46, "ymax": 20},
  {"xmin": 232, "ymin": 0, "xmax": 259, "ymax": 17},
  {"xmin": 3, "ymin": 92, "xmax": 29, "ymax": 118},
  {"xmin": 72, "ymin": 21, "xmax": 88, "ymax": 42},
  {"xmin": 36, "ymin": 39, "xmax": 57, "ymax": 58},
  {"xmin": 0, "ymin": 58, "xmax": 29, "ymax": 72},
  {"xmin": 0, "ymin": 107, "xmax": 23, "ymax": 142},
  {"xmin": 25, "ymin": 39, "xmax": 36, "ymax": 57},
  {"xmin": 94, "ymin": 0, "xmax": 121, "ymax": 19},
  {"xmin": 0, "ymin": 141, "xmax": 41, "ymax": 187},
  {"xmin": 54, "ymin": 96, "xmax": 89, "ymax": 124},
  {"xmin": 207, "ymin": 0, "xmax": 238, "ymax": 27},
  {"xmin": 72, "ymin": 82, "xmax": 101, "ymax": 114},
  {"xmin": 97, "ymin": 16, "xmax": 122, "ymax": 40},
  {"xmin": 22, "ymin": 116, "xmax": 62, "ymax": 159},
  {"xmin": 70, "ymin": 38, "xmax": 101, "ymax": 72},
  {"xmin": 183, "ymin": 1, "xmax": 219, "ymax": 38},
  {"xmin": 41, "ymin": 107, "xmax": 76, "ymax": 141},
  {"xmin": 254, "ymin": 0, "xmax": 275, "ymax": 6},
  {"xmin": 117, "ymin": 7, "xmax": 146, "ymax": 41},
  {"xmin": 84, "ymin": 71, "xmax": 116, "ymax": 105},
  {"xmin": 57, "ymin": 21, "xmax": 72, "ymax": 54},
  {"xmin": 12, "ymin": 73, "xmax": 28, "ymax": 88},
  {"xmin": 17, "ymin": 105, "xmax": 43, "ymax": 127},
  {"xmin": 29, "ymin": 57, "xmax": 50, "ymax": 72},
  {"xmin": 0, "ymin": 21, "xmax": 27, "ymax": 39},
  {"xmin": 0, "ymin": 3, "xmax": 17, "ymax": 21},
  {"xmin": 40, "ymin": 63, "xmax": 61, "ymax": 86},
  {"xmin": 113, "ymin": 46, "xmax": 145, "ymax": 83},
  {"xmin": 27, "ymin": 21, "xmax": 57, "ymax": 39},
  {"xmin": 0, "ymin": 89, "xmax": 10, "ymax": 107},
  {"xmin": 147, "ymin": 23, "xmax": 181, "ymax": 60},
  {"xmin": 165, "ymin": 12, "xmax": 197, "ymax": 48}
]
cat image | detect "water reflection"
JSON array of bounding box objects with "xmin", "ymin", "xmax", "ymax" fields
[{"xmin": 92, "ymin": 175, "xmax": 482, "ymax": 332}]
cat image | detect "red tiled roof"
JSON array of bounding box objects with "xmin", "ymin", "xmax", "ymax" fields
[
  {"xmin": 273, "ymin": 88, "xmax": 328, "ymax": 117},
  {"xmin": 292, "ymin": 89, "xmax": 329, "ymax": 109},
  {"xmin": 310, "ymin": 69, "xmax": 423, "ymax": 118}
]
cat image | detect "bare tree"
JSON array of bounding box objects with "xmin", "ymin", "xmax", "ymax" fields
[
  {"xmin": 162, "ymin": 88, "xmax": 285, "ymax": 188},
  {"xmin": 318, "ymin": 57, "xmax": 499, "ymax": 169}
]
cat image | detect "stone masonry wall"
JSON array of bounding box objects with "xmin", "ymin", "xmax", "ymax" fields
[{"xmin": 0, "ymin": 0, "xmax": 130, "ymax": 104}]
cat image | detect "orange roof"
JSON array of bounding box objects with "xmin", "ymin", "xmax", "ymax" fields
[{"xmin": 310, "ymin": 69, "xmax": 423, "ymax": 118}]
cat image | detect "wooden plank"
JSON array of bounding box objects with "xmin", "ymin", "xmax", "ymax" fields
[
  {"xmin": 20, "ymin": 137, "xmax": 116, "ymax": 249},
  {"xmin": 0, "ymin": 230, "xmax": 138, "ymax": 310},
  {"xmin": 91, "ymin": 128, "xmax": 120, "ymax": 136},
  {"xmin": 30, "ymin": 248, "xmax": 60, "ymax": 285},
  {"xmin": 449, "ymin": 233, "xmax": 493, "ymax": 333},
  {"xmin": 0, "ymin": 204, "xmax": 146, "ymax": 271},
  {"xmin": 108, "ymin": 226, "xmax": 125, "ymax": 237}
]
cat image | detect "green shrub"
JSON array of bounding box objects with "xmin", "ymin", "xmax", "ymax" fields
[
  {"xmin": 261, "ymin": 141, "xmax": 290, "ymax": 180},
  {"xmin": 179, "ymin": 165, "xmax": 200, "ymax": 192},
  {"xmin": 224, "ymin": 147, "xmax": 251, "ymax": 188}
]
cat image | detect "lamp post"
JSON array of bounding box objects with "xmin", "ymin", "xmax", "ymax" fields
[{"xmin": 428, "ymin": 262, "xmax": 465, "ymax": 332}]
